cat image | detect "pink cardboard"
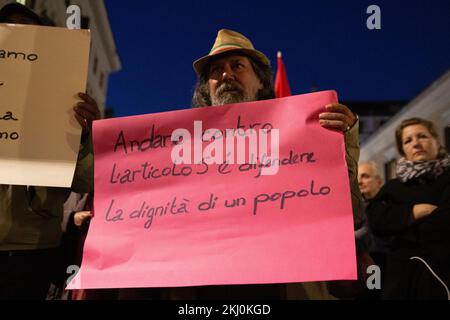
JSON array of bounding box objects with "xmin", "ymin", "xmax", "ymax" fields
[{"xmin": 69, "ymin": 90, "xmax": 357, "ymax": 289}]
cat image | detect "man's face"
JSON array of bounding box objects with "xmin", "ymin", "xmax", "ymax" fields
[
  {"xmin": 207, "ymin": 55, "xmax": 263, "ymax": 106},
  {"xmin": 3, "ymin": 12, "xmax": 39, "ymax": 25},
  {"xmin": 358, "ymin": 163, "xmax": 382, "ymax": 200}
]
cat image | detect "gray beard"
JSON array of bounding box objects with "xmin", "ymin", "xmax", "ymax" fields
[
  {"xmin": 211, "ymin": 91, "xmax": 255, "ymax": 106},
  {"xmin": 210, "ymin": 81, "xmax": 256, "ymax": 106}
]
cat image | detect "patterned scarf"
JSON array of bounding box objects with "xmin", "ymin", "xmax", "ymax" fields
[{"xmin": 396, "ymin": 148, "xmax": 450, "ymax": 183}]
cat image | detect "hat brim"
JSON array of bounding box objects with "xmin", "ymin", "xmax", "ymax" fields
[
  {"xmin": 0, "ymin": 3, "xmax": 46, "ymax": 25},
  {"xmin": 193, "ymin": 47, "xmax": 271, "ymax": 76}
]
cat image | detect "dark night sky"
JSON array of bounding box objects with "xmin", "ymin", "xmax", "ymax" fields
[{"xmin": 104, "ymin": 0, "xmax": 450, "ymax": 117}]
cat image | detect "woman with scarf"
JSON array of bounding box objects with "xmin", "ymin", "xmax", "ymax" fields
[{"xmin": 367, "ymin": 118, "xmax": 450, "ymax": 299}]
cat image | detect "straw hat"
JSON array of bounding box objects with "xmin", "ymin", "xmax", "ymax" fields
[{"xmin": 193, "ymin": 29, "xmax": 271, "ymax": 76}]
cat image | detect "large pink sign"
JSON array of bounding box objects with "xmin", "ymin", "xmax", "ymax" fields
[{"xmin": 69, "ymin": 91, "xmax": 357, "ymax": 289}]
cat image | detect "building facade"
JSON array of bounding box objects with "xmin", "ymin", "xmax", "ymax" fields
[
  {"xmin": 341, "ymin": 101, "xmax": 407, "ymax": 144},
  {"xmin": 0, "ymin": 0, "xmax": 121, "ymax": 116}
]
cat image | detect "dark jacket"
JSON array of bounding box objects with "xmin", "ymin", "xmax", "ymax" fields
[{"xmin": 366, "ymin": 169, "xmax": 450, "ymax": 299}]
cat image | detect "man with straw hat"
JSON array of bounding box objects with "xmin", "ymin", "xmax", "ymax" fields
[
  {"xmin": 170, "ymin": 29, "xmax": 363, "ymax": 299},
  {"xmin": 193, "ymin": 28, "xmax": 362, "ymax": 228}
]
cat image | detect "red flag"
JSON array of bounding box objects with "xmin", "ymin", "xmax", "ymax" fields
[{"xmin": 275, "ymin": 51, "xmax": 292, "ymax": 98}]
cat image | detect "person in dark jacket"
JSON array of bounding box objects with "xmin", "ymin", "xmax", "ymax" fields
[
  {"xmin": 0, "ymin": 3, "xmax": 100, "ymax": 300},
  {"xmin": 366, "ymin": 118, "xmax": 450, "ymax": 300}
]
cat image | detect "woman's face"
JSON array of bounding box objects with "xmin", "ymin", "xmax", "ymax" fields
[{"xmin": 401, "ymin": 124, "xmax": 440, "ymax": 161}]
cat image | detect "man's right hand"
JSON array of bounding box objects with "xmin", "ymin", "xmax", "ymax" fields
[{"xmin": 319, "ymin": 104, "xmax": 357, "ymax": 133}]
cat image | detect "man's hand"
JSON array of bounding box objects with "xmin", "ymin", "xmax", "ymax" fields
[
  {"xmin": 74, "ymin": 211, "xmax": 92, "ymax": 227},
  {"xmin": 319, "ymin": 104, "xmax": 357, "ymax": 132},
  {"xmin": 73, "ymin": 93, "xmax": 100, "ymax": 130}
]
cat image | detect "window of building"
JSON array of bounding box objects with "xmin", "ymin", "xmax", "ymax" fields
[
  {"xmin": 384, "ymin": 159, "xmax": 397, "ymax": 181},
  {"xmin": 81, "ymin": 16, "xmax": 90, "ymax": 29},
  {"xmin": 93, "ymin": 56, "xmax": 98, "ymax": 75}
]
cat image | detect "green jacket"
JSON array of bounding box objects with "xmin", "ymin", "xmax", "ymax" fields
[
  {"xmin": 0, "ymin": 136, "xmax": 94, "ymax": 251},
  {"xmin": 345, "ymin": 120, "xmax": 364, "ymax": 230}
]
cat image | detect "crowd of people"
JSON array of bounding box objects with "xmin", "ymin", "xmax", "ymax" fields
[{"xmin": 0, "ymin": 3, "xmax": 448, "ymax": 300}]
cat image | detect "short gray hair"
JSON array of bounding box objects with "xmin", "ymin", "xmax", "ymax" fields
[{"xmin": 359, "ymin": 161, "xmax": 384, "ymax": 183}]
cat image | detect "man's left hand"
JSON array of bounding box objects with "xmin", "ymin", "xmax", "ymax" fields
[
  {"xmin": 73, "ymin": 92, "xmax": 100, "ymax": 131},
  {"xmin": 319, "ymin": 104, "xmax": 357, "ymax": 132}
]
